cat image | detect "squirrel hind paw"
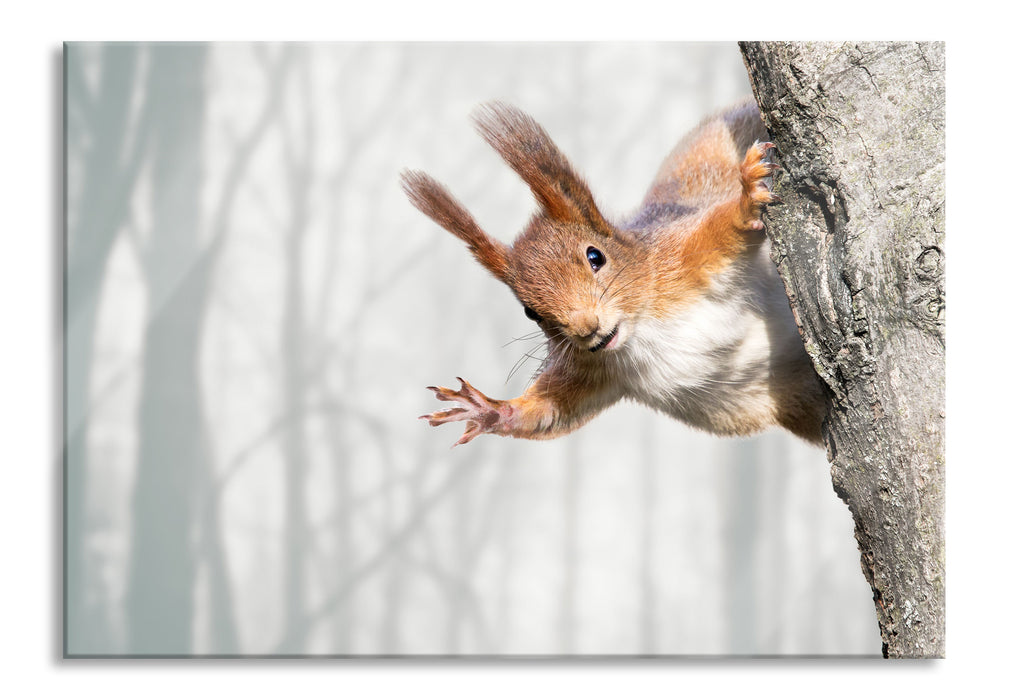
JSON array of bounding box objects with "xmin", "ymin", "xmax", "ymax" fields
[
  {"xmin": 740, "ymin": 141, "xmax": 779, "ymax": 188},
  {"xmin": 737, "ymin": 141, "xmax": 782, "ymax": 228}
]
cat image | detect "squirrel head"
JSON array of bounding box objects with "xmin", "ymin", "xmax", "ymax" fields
[{"xmin": 402, "ymin": 103, "xmax": 648, "ymax": 353}]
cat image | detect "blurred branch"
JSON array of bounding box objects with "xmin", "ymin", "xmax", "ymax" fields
[
  {"xmin": 243, "ymin": 178, "xmax": 285, "ymax": 232},
  {"xmin": 67, "ymin": 44, "xmax": 149, "ymax": 273},
  {"xmin": 66, "ymin": 43, "xmax": 152, "ymax": 654},
  {"xmin": 65, "ymin": 48, "xmax": 95, "ymax": 128},
  {"xmin": 308, "ymin": 244, "xmax": 435, "ymax": 373},
  {"xmin": 314, "ymin": 45, "xmax": 410, "ymax": 331},
  {"xmin": 272, "ymin": 460, "xmax": 478, "ymax": 654},
  {"xmin": 212, "ymin": 284, "xmax": 278, "ymax": 370},
  {"xmin": 86, "ymin": 355, "xmax": 136, "ymax": 418},
  {"xmin": 194, "ymin": 460, "xmax": 240, "ymax": 653},
  {"xmin": 120, "ymin": 206, "xmax": 146, "ymax": 268},
  {"xmin": 277, "ymin": 46, "xmax": 318, "ymax": 640},
  {"xmin": 212, "ymin": 397, "xmax": 394, "ymax": 498},
  {"xmin": 251, "ymin": 42, "xmax": 278, "ymax": 73},
  {"xmin": 462, "ymin": 461, "xmax": 510, "ymax": 566},
  {"xmin": 314, "ymin": 460, "xmax": 444, "ymax": 534},
  {"xmin": 399, "ymin": 550, "xmax": 494, "ymax": 652},
  {"xmin": 204, "ymin": 46, "xmax": 294, "ymax": 262}
]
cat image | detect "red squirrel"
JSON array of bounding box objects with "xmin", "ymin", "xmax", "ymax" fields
[{"xmin": 402, "ymin": 100, "xmax": 827, "ymax": 446}]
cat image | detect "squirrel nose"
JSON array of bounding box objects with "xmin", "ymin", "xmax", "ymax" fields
[{"xmin": 568, "ymin": 310, "xmax": 600, "ymax": 339}]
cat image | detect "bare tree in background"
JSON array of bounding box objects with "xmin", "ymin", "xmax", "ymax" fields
[
  {"xmin": 278, "ymin": 48, "xmax": 315, "ymax": 652},
  {"xmin": 739, "ymin": 41, "xmax": 945, "ymax": 658},
  {"xmin": 314, "ymin": 45, "xmax": 414, "ymax": 653},
  {"xmin": 126, "ymin": 44, "xmax": 211, "ymax": 654},
  {"xmin": 637, "ymin": 418, "xmax": 658, "ymax": 653},
  {"xmin": 724, "ymin": 440, "xmax": 759, "ymax": 653},
  {"xmin": 65, "ymin": 44, "xmax": 149, "ymax": 654},
  {"xmin": 126, "ymin": 45, "xmax": 291, "ymax": 654},
  {"xmin": 270, "ymin": 45, "xmax": 477, "ymax": 655}
]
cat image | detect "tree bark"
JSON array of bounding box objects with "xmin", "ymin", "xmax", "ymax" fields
[{"xmin": 739, "ymin": 42, "xmax": 945, "ymax": 657}]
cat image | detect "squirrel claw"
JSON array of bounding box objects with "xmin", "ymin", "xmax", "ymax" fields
[
  {"xmin": 452, "ymin": 421, "xmax": 482, "ymax": 448},
  {"xmin": 738, "ymin": 140, "xmax": 781, "ymax": 230}
]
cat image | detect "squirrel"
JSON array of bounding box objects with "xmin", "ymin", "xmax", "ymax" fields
[{"xmin": 402, "ymin": 99, "xmax": 827, "ymax": 447}]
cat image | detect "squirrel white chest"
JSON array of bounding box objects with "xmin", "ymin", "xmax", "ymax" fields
[
  {"xmin": 621, "ymin": 299, "xmax": 768, "ymax": 402},
  {"xmin": 607, "ymin": 259, "xmax": 800, "ymax": 433}
]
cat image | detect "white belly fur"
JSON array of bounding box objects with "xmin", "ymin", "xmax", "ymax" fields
[{"xmin": 610, "ymin": 241, "xmax": 807, "ymax": 435}]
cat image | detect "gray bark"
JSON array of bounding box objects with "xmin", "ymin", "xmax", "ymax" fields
[{"xmin": 739, "ymin": 42, "xmax": 945, "ymax": 657}]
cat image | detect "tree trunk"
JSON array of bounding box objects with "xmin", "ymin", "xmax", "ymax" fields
[
  {"xmin": 279, "ymin": 50, "xmax": 314, "ymax": 650},
  {"xmin": 65, "ymin": 43, "xmax": 145, "ymax": 654},
  {"xmin": 126, "ymin": 45, "xmax": 210, "ymax": 654},
  {"xmin": 738, "ymin": 41, "xmax": 945, "ymax": 658}
]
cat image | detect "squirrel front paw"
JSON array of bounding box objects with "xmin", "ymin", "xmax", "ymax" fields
[
  {"xmin": 737, "ymin": 141, "xmax": 782, "ymax": 231},
  {"xmin": 421, "ymin": 377, "xmax": 514, "ymax": 447}
]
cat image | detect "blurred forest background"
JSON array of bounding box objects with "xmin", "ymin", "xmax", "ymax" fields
[{"xmin": 65, "ymin": 42, "xmax": 879, "ymax": 656}]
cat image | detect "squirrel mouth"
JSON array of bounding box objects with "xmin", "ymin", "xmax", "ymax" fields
[{"xmin": 588, "ymin": 325, "xmax": 619, "ymax": 353}]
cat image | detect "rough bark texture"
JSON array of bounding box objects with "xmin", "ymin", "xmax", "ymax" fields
[{"xmin": 739, "ymin": 42, "xmax": 945, "ymax": 658}]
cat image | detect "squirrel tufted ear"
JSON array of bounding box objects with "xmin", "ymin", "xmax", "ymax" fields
[
  {"xmin": 401, "ymin": 169, "xmax": 512, "ymax": 284},
  {"xmin": 472, "ymin": 102, "xmax": 614, "ymax": 236}
]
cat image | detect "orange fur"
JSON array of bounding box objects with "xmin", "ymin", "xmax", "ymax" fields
[
  {"xmin": 401, "ymin": 169, "xmax": 511, "ymax": 284},
  {"xmin": 472, "ymin": 103, "xmax": 616, "ymax": 235}
]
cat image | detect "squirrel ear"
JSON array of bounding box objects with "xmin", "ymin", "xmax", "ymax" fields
[
  {"xmin": 401, "ymin": 170, "xmax": 511, "ymax": 283},
  {"xmin": 472, "ymin": 102, "xmax": 614, "ymax": 236}
]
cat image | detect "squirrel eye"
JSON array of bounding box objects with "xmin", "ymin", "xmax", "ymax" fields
[
  {"xmin": 523, "ymin": 305, "xmax": 543, "ymax": 323},
  {"xmin": 586, "ymin": 246, "xmax": 606, "ymax": 272}
]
